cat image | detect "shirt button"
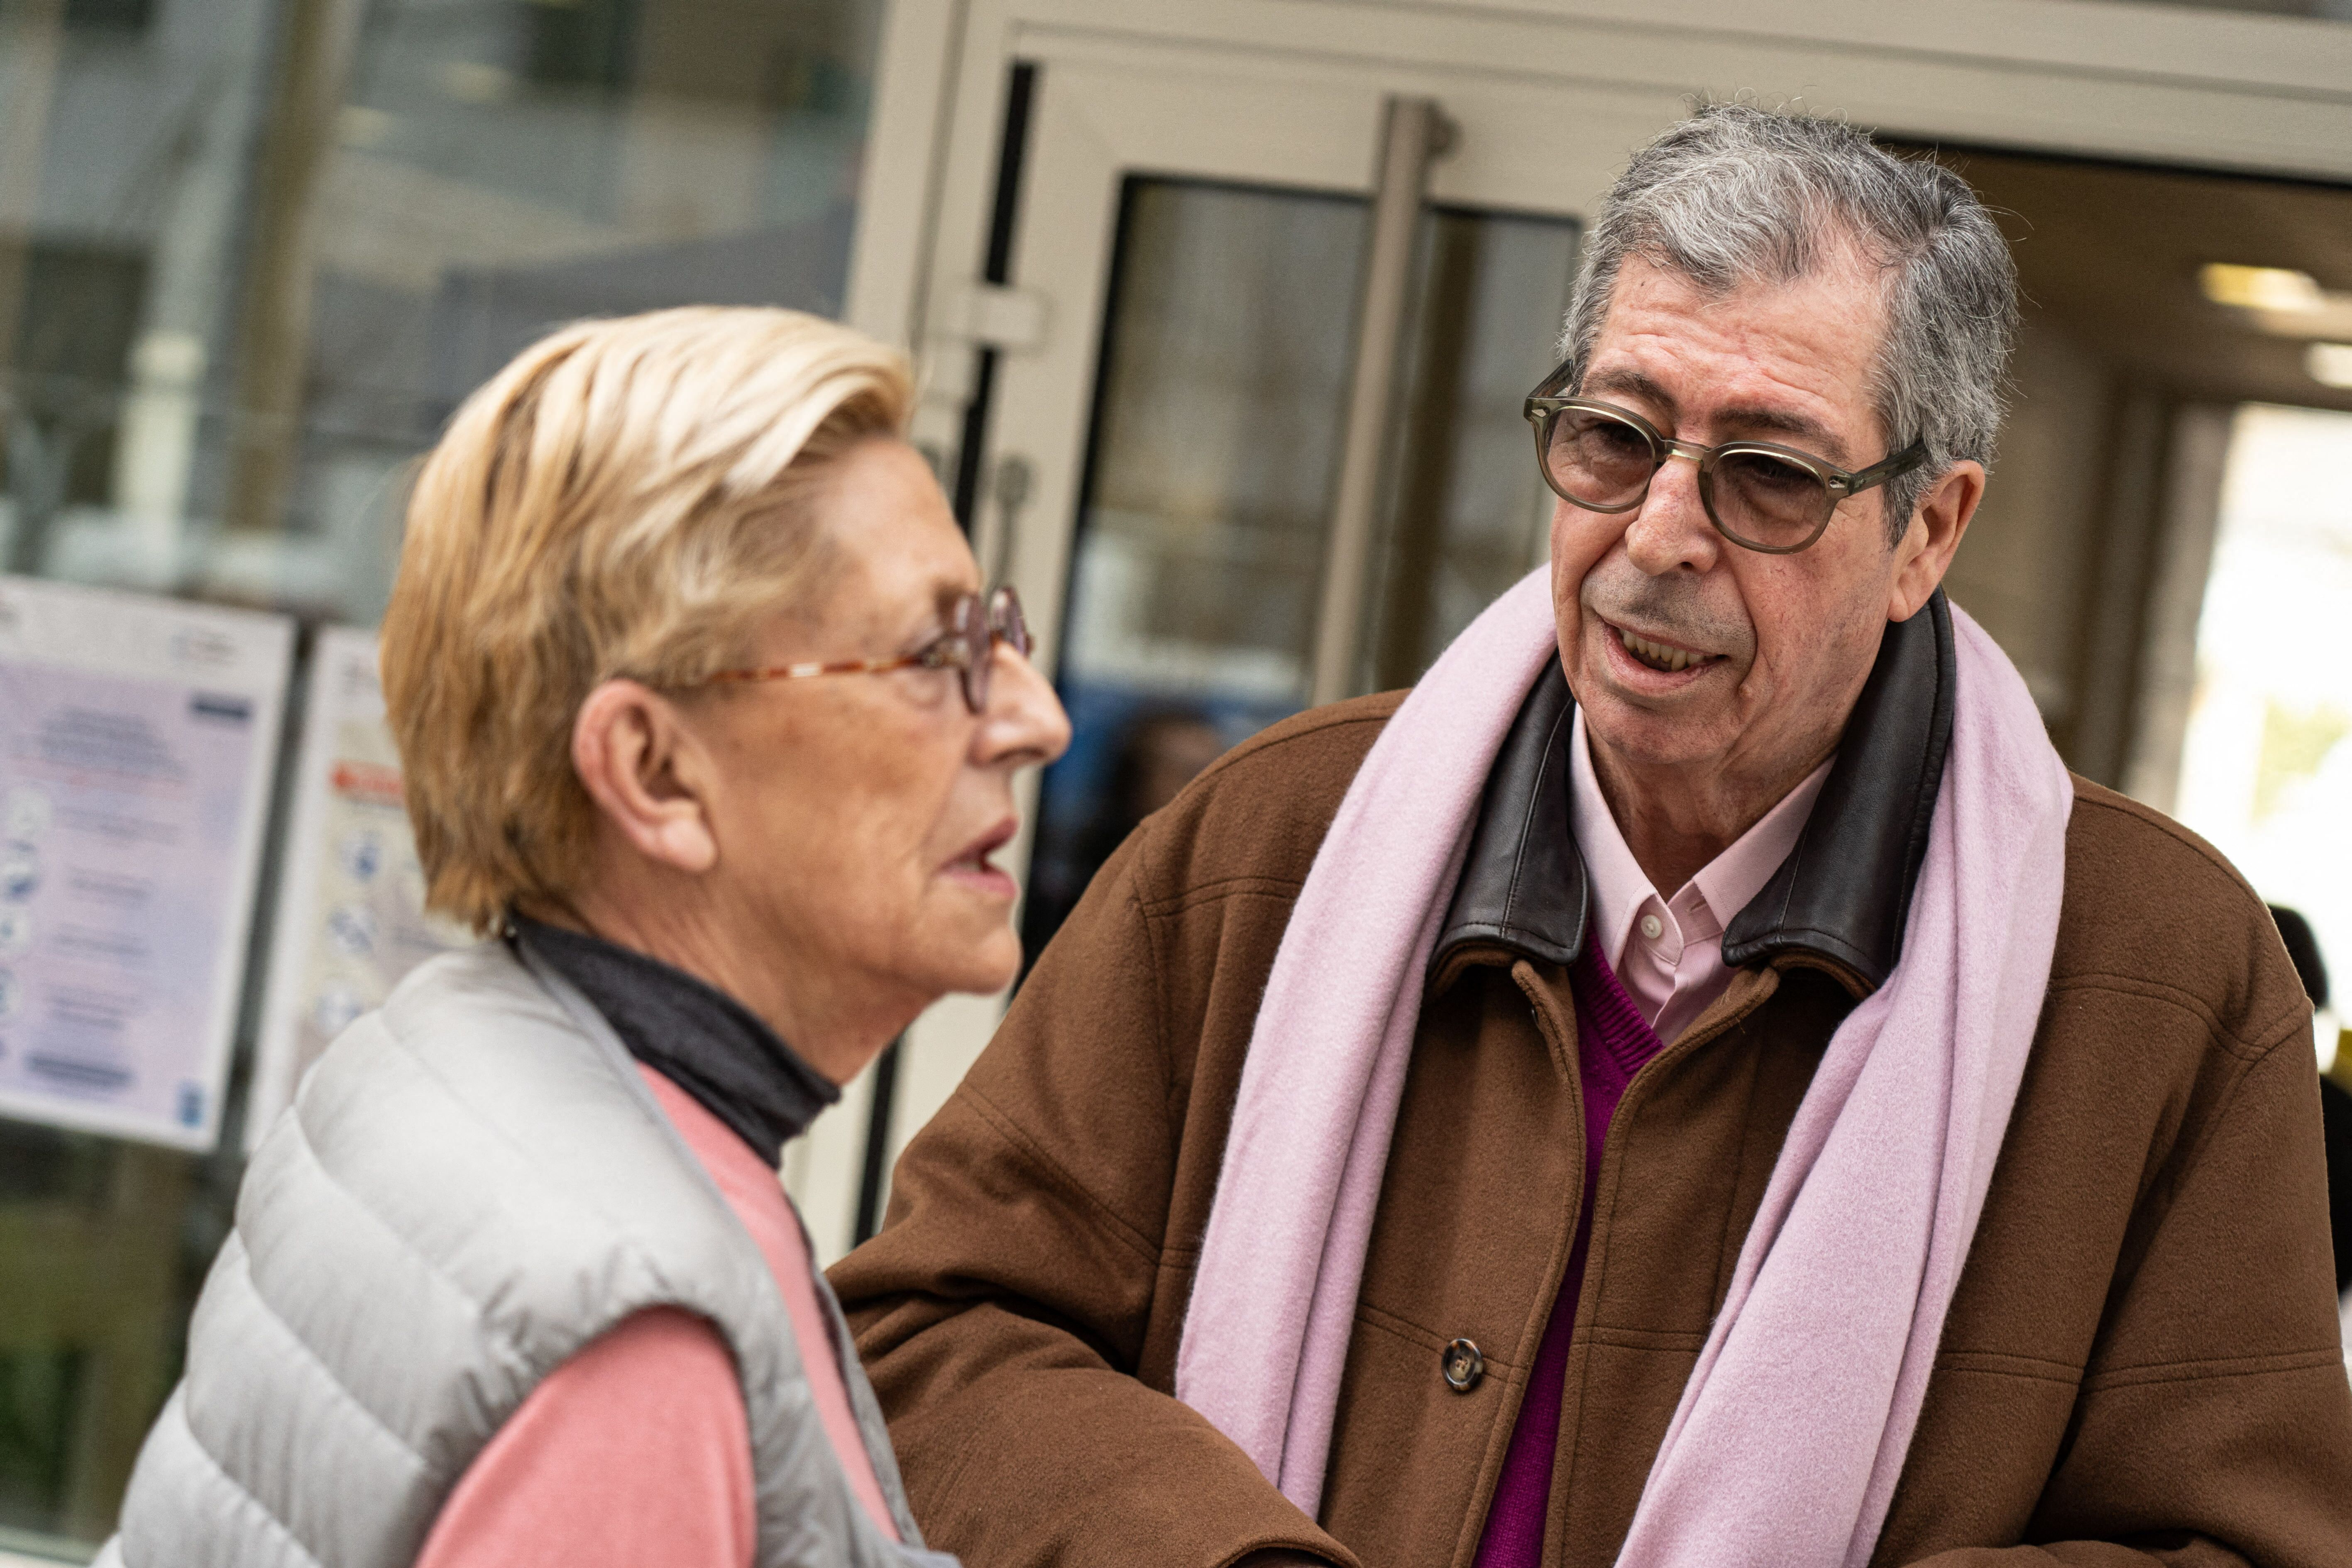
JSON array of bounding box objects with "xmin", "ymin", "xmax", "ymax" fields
[
  {"xmin": 1640, "ymin": 913, "xmax": 1664, "ymax": 941},
  {"xmin": 1441, "ymin": 1338, "xmax": 1485, "ymax": 1393}
]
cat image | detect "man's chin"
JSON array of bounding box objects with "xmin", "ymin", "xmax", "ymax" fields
[
  {"xmin": 1589, "ymin": 665, "xmax": 1729, "ymax": 716},
  {"xmin": 1577, "ymin": 685, "xmax": 1738, "ymax": 772}
]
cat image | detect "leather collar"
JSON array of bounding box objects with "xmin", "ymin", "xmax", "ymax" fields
[{"xmin": 1431, "ymin": 591, "xmax": 1956, "ymax": 993}]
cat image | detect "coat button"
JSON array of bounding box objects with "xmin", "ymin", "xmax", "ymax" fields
[{"xmin": 1441, "ymin": 1338, "xmax": 1484, "ymax": 1393}]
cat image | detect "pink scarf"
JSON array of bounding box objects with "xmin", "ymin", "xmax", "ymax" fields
[{"xmin": 1173, "ymin": 565, "xmax": 2072, "ymax": 1566}]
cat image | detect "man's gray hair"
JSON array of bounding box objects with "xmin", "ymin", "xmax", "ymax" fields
[{"xmin": 1560, "ymin": 102, "xmax": 2019, "ymax": 543}]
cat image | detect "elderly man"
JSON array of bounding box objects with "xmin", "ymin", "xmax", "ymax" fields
[{"xmin": 834, "ymin": 105, "xmax": 2352, "ymax": 1568}]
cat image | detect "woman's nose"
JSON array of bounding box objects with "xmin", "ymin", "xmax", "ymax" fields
[{"xmin": 979, "ymin": 641, "xmax": 1072, "ymax": 768}]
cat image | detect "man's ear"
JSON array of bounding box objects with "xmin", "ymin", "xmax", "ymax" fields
[
  {"xmin": 1887, "ymin": 458, "xmax": 1984, "ymax": 623},
  {"xmin": 570, "ymin": 680, "xmax": 719, "ymax": 875}
]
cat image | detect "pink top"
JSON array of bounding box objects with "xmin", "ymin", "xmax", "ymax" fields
[
  {"xmin": 1568, "ymin": 708, "xmax": 1831, "ymax": 1040},
  {"xmin": 416, "ymin": 1066, "xmax": 900, "ymax": 1568}
]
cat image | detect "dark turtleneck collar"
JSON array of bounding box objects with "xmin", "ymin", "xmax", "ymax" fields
[
  {"xmin": 511, "ymin": 915, "xmax": 839, "ymax": 1167},
  {"xmin": 1433, "ymin": 590, "xmax": 1957, "ymax": 993}
]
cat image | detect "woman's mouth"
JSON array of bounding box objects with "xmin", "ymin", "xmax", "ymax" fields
[{"xmin": 942, "ymin": 819, "xmax": 1020, "ymax": 897}]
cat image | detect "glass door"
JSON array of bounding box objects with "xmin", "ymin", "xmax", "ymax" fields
[
  {"xmin": 868, "ymin": 57, "xmax": 1686, "ymax": 1194},
  {"xmin": 1021, "ymin": 183, "xmax": 1580, "ymax": 949}
]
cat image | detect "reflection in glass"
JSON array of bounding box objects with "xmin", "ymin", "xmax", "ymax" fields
[
  {"xmin": 1022, "ymin": 179, "xmax": 1577, "ymax": 960},
  {"xmin": 0, "ymin": 0, "xmax": 880, "ymax": 1547},
  {"xmin": 2, "ymin": 0, "xmax": 876, "ymax": 625},
  {"xmin": 1022, "ymin": 181, "xmax": 1368, "ymax": 952},
  {"xmin": 1362, "ymin": 206, "xmax": 1577, "ymax": 690},
  {"xmin": 1064, "ymin": 181, "xmax": 1370, "ymax": 709}
]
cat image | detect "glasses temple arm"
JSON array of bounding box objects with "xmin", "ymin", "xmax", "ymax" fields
[{"xmin": 1843, "ymin": 438, "xmax": 1931, "ymax": 493}]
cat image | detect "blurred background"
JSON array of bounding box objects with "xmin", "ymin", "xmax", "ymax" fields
[{"xmin": 2, "ymin": 0, "xmax": 2352, "ymax": 1553}]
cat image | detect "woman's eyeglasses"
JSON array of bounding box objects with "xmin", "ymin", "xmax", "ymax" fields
[
  {"xmin": 686, "ymin": 585, "xmax": 1032, "ymax": 715},
  {"xmin": 1524, "ymin": 370, "xmax": 1925, "ymax": 555}
]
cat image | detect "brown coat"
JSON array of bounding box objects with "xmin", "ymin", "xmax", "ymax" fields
[{"xmin": 834, "ymin": 686, "xmax": 2352, "ymax": 1568}]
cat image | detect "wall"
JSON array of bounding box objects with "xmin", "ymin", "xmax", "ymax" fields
[{"xmin": 1943, "ymin": 313, "xmax": 2117, "ymax": 740}]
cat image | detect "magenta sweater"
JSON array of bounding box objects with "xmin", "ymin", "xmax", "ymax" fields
[{"xmin": 1472, "ymin": 941, "xmax": 1667, "ymax": 1568}]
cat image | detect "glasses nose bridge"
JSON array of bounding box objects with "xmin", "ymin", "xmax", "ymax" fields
[{"xmin": 1637, "ymin": 435, "xmax": 1712, "ymax": 509}]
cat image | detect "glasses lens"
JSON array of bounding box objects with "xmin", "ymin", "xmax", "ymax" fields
[
  {"xmin": 1706, "ymin": 449, "xmax": 1835, "ymax": 550},
  {"xmin": 989, "ymin": 586, "xmax": 1030, "ymax": 659},
  {"xmin": 955, "ymin": 587, "xmax": 1030, "ymax": 713},
  {"xmin": 939, "ymin": 595, "xmax": 982, "ymax": 714},
  {"xmin": 1543, "ymin": 407, "xmax": 1660, "ymax": 509}
]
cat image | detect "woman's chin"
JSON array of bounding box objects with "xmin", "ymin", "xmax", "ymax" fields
[{"xmin": 909, "ymin": 922, "xmax": 1021, "ymax": 999}]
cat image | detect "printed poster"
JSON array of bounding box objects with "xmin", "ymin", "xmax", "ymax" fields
[
  {"xmin": 0, "ymin": 575, "xmax": 292, "ymax": 1149},
  {"xmin": 248, "ymin": 627, "xmax": 472, "ymax": 1149}
]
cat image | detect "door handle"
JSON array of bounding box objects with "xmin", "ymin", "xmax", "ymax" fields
[
  {"xmin": 1309, "ymin": 96, "xmax": 1457, "ymax": 707},
  {"xmin": 983, "ymin": 453, "xmax": 1032, "ymax": 589}
]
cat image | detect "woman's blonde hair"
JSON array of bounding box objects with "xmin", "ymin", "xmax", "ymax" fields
[{"xmin": 379, "ymin": 306, "xmax": 914, "ymax": 933}]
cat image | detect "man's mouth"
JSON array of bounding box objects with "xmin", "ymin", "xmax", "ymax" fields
[{"xmin": 1612, "ymin": 623, "xmax": 1716, "ymax": 674}]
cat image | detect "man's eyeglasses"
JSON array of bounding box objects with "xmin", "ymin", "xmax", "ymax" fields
[
  {"xmin": 684, "ymin": 585, "xmax": 1031, "ymax": 715},
  {"xmin": 1524, "ymin": 369, "xmax": 1926, "ymax": 555}
]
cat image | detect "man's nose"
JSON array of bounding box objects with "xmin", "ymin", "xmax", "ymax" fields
[
  {"xmin": 978, "ymin": 641, "xmax": 1072, "ymax": 769},
  {"xmin": 1622, "ymin": 452, "xmax": 1723, "ymax": 576}
]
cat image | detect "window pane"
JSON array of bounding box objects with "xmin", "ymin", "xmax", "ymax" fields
[
  {"xmin": 2173, "ymin": 404, "xmax": 2352, "ymax": 1061},
  {"xmin": 1022, "ymin": 179, "xmax": 1578, "ymax": 961},
  {"xmin": 1022, "ymin": 179, "xmax": 1370, "ymax": 954},
  {"xmin": 1361, "ymin": 206, "xmax": 1577, "ymax": 692},
  {"xmin": 3, "ymin": 0, "xmax": 878, "ymax": 625},
  {"xmin": 0, "ymin": 0, "xmax": 882, "ymax": 1546}
]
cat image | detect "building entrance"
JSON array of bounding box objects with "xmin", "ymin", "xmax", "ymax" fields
[{"xmin": 839, "ymin": 0, "xmax": 2352, "ymax": 1250}]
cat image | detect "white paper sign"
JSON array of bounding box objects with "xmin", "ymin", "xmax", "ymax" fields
[
  {"xmin": 247, "ymin": 627, "xmax": 472, "ymax": 1150},
  {"xmin": 0, "ymin": 575, "xmax": 292, "ymax": 1149}
]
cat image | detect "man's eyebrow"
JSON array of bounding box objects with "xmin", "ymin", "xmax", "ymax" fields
[
  {"xmin": 1714, "ymin": 404, "xmax": 1851, "ymax": 465},
  {"xmin": 1584, "ymin": 366, "xmax": 1853, "ymax": 465},
  {"xmin": 1582, "ymin": 366, "xmax": 1676, "ymax": 416}
]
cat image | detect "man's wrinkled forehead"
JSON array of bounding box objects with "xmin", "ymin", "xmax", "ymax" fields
[
  {"xmin": 1587, "ymin": 226, "xmax": 1890, "ymax": 350},
  {"xmin": 1575, "ymin": 250, "xmax": 1891, "ymax": 460}
]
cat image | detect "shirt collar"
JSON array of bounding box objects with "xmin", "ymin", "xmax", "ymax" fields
[
  {"xmin": 1432, "ymin": 591, "xmax": 1957, "ymax": 991},
  {"xmin": 1569, "ymin": 707, "xmax": 1832, "ymax": 971}
]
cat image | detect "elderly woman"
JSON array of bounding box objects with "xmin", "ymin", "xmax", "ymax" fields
[{"xmin": 98, "ymin": 307, "xmax": 1067, "ymax": 1568}]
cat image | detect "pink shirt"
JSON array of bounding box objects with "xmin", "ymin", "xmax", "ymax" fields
[
  {"xmin": 1568, "ymin": 709, "xmax": 1831, "ymax": 1041},
  {"xmin": 416, "ymin": 1066, "xmax": 900, "ymax": 1568}
]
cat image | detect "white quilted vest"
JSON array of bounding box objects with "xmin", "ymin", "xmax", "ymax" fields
[{"xmin": 97, "ymin": 942, "xmax": 950, "ymax": 1568}]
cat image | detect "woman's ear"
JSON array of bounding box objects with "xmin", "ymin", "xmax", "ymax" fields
[{"xmin": 570, "ymin": 680, "xmax": 720, "ymax": 875}]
